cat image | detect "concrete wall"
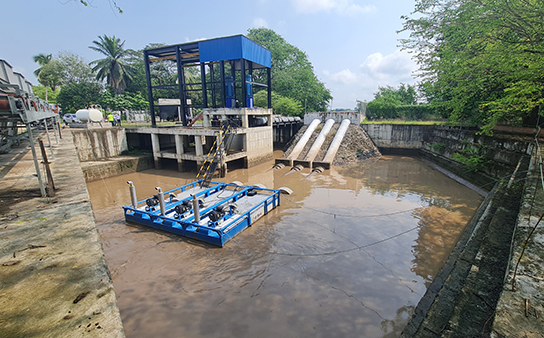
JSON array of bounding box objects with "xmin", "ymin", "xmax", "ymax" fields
[
  {"xmin": 362, "ymin": 124, "xmax": 534, "ymax": 180},
  {"xmin": 81, "ymin": 156, "xmax": 154, "ymax": 182},
  {"xmin": 304, "ymin": 111, "xmax": 364, "ymax": 125},
  {"xmin": 71, "ymin": 128, "xmax": 128, "ymax": 162},
  {"xmin": 245, "ymin": 126, "xmax": 273, "ymax": 167},
  {"xmin": 361, "ymin": 124, "xmax": 433, "ymax": 150}
]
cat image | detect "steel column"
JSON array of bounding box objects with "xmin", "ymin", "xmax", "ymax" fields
[
  {"xmin": 241, "ymin": 59, "xmax": 246, "ymax": 108},
  {"xmin": 200, "ymin": 63, "xmax": 207, "ymax": 107},
  {"xmin": 210, "ymin": 64, "xmax": 216, "ymax": 107},
  {"xmin": 175, "ymin": 47, "xmax": 188, "ymax": 126},
  {"xmin": 267, "ymin": 68, "xmax": 272, "ymax": 109},
  {"xmin": 220, "ymin": 61, "xmax": 226, "ymax": 108},
  {"xmin": 144, "ymin": 50, "xmax": 156, "ymax": 127}
]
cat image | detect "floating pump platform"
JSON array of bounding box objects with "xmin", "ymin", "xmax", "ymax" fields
[{"xmin": 123, "ymin": 180, "xmax": 281, "ymax": 247}]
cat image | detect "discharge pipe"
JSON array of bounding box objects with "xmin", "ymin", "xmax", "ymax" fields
[
  {"xmin": 127, "ymin": 181, "xmax": 137, "ymax": 208},
  {"xmin": 304, "ymin": 119, "xmax": 335, "ymax": 162},
  {"xmin": 287, "ymin": 118, "xmax": 321, "ymax": 160},
  {"xmin": 156, "ymin": 187, "xmax": 166, "ymax": 216},
  {"xmin": 321, "ymin": 119, "xmax": 351, "ymax": 163},
  {"xmin": 192, "ymin": 194, "xmax": 201, "ymax": 223}
]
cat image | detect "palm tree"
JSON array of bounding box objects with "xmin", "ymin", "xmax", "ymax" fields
[
  {"xmin": 89, "ymin": 35, "xmax": 134, "ymax": 94},
  {"xmin": 33, "ymin": 53, "xmax": 53, "ymax": 101}
]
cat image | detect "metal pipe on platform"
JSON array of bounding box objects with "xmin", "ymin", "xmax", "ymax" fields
[
  {"xmin": 192, "ymin": 194, "xmax": 200, "ymax": 223},
  {"xmin": 156, "ymin": 187, "xmax": 166, "ymax": 216},
  {"xmin": 127, "ymin": 181, "xmax": 137, "ymax": 208}
]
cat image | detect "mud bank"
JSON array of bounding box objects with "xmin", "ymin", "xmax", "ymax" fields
[{"xmin": 0, "ymin": 132, "xmax": 124, "ymax": 337}]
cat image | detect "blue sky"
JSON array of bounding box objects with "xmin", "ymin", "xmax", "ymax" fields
[{"xmin": 3, "ymin": 0, "xmax": 418, "ymax": 109}]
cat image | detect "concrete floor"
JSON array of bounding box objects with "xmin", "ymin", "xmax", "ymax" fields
[{"xmin": 0, "ymin": 130, "xmax": 124, "ymax": 337}]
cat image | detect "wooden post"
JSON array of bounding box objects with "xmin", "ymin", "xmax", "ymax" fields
[{"xmin": 38, "ymin": 139, "xmax": 55, "ymax": 197}]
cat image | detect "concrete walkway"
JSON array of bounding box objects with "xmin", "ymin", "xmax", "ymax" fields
[{"xmin": 0, "ymin": 130, "xmax": 125, "ymax": 337}]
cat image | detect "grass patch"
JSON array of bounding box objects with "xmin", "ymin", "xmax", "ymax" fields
[
  {"xmin": 361, "ymin": 119, "xmax": 478, "ymax": 126},
  {"xmin": 361, "ymin": 119, "xmax": 453, "ymax": 125}
]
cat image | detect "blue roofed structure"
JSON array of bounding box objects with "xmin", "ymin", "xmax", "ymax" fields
[{"xmin": 144, "ymin": 35, "xmax": 272, "ymax": 127}]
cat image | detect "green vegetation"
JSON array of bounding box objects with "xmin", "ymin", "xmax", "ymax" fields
[
  {"xmin": 254, "ymin": 91, "xmax": 303, "ymax": 117},
  {"xmin": 89, "ymin": 35, "xmax": 135, "ymax": 95},
  {"xmin": 428, "ymin": 143, "xmax": 447, "ymax": 153},
  {"xmin": 56, "ymin": 82, "xmax": 102, "ymax": 114},
  {"xmin": 399, "ymin": 0, "xmax": 544, "ymax": 134},
  {"xmin": 366, "ymin": 84, "xmax": 440, "ymax": 120},
  {"xmin": 451, "ymin": 146, "xmax": 489, "ymax": 173},
  {"xmin": 361, "ymin": 119, "xmax": 451, "ymax": 125}
]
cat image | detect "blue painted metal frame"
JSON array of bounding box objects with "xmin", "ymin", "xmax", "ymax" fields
[{"xmin": 123, "ymin": 180, "xmax": 281, "ymax": 247}]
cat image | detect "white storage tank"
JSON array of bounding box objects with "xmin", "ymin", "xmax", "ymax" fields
[{"xmin": 76, "ymin": 106, "xmax": 103, "ymax": 122}]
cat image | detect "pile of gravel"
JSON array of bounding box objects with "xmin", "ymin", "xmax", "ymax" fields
[{"xmin": 333, "ymin": 125, "xmax": 381, "ymax": 165}]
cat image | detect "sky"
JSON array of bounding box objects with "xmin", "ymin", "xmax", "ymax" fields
[{"xmin": 3, "ymin": 0, "xmax": 418, "ymax": 110}]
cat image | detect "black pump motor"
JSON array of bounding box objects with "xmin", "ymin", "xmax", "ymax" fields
[
  {"xmin": 175, "ymin": 200, "xmax": 192, "ymax": 215},
  {"xmin": 146, "ymin": 195, "xmax": 160, "ymax": 207}
]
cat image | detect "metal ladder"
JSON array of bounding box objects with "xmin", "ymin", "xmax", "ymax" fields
[{"xmin": 196, "ymin": 122, "xmax": 233, "ymax": 187}]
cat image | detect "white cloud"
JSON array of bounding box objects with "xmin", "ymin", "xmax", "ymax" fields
[
  {"xmin": 323, "ymin": 68, "xmax": 358, "ymax": 84},
  {"xmin": 360, "ymin": 50, "xmax": 417, "ymax": 82},
  {"xmin": 253, "ymin": 17, "xmax": 268, "ymax": 28},
  {"xmin": 322, "ymin": 50, "xmax": 418, "ymax": 108},
  {"xmin": 291, "ymin": 0, "xmax": 376, "ymax": 15}
]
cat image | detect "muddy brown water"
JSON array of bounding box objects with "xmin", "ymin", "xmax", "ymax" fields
[{"xmin": 86, "ymin": 153, "xmax": 482, "ymax": 338}]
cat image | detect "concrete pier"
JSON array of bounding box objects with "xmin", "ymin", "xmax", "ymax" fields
[{"xmin": 0, "ymin": 131, "xmax": 125, "ymax": 337}]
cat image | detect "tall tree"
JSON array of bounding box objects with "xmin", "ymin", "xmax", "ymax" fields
[
  {"xmin": 57, "ymin": 51, "xmax": 96, "ymax": 85},
  {"xmin": 57, "ymin": 82, "xmax": 102, "ymax": 114},
  {"xmin": 33, "ymin": 53, "xmax": 52, "ymax": 78},
  {"xmin": 247, "ymin": 28, "xmax": 332, "ymax": 112},
  {"xmin": 89, "ymin": 35, "xmax": 135, "ymax": 95},
  {"xmin": 33, "ymin": 53, "xmax": 53, "ymax": 101},
  {"xmin": 399, "ymin": 0, "xmax": 544, "ymax": 133}
]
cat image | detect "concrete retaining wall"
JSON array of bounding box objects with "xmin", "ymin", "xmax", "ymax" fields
[
  {"xmin": 71, "ymin": 128, "xmax": 128, "ymax": 162},
  {"xmin": 304, "ymin": 111, "xmax": 364, "ymax": 125},
  {"xmin": 245, "ymin": 126, "xmax": 274, "ymax": 167},
  {"xmin": 81, "ymin": 156, "xmax": 154, "ymax": 182},
  {"xmin": 362, "ymin": 124, "xmax": 534, "ymax": 180},
  {"xmin": 361, "ymin": 124, "xmax": 433, "ymax": 150}
]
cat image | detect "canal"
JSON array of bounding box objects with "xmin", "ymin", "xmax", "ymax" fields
[{"xmin": 86, "ymin": 154, "xmax": 482, "ymax": 338}]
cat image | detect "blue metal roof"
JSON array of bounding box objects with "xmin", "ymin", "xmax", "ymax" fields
[{"xmin": 198, "ymin": 35, "xmax": 271, "ymax": 68}]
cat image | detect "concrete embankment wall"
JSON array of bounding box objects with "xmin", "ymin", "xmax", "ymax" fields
[
  {"xmin": 362, "ymin": 124, "xmax": 534, "ymax": 186},
  {"xmin": 69, "ymin": 128, "xmax": 154, "ymax": 182},
  {"xmin": 71, "ymin": 128, "xmax": 128, "ymax": 162},
  {"xmin": 81, "ymin": 156, "xmax": 154, "ymax": 182}
]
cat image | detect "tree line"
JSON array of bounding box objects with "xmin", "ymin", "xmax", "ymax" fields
[
  {"xmin": 33, "ymin": 28, "xmax": 332, "ymax": 117},
  {"xmin": 396, "ymin": 0, "xmax": 544, "ymax": 133}
]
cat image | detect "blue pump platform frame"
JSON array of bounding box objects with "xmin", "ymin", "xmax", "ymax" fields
[{"xmin": 123, "ymin": 180, "xmax": 281, "ymax": 247}]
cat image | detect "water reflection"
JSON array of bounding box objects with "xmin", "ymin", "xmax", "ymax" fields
[{"xmin": 86, "ymin": 155, "xmax": 481, "ymax": 338}]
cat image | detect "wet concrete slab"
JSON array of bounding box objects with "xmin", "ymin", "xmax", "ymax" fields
[{"xmin": 0, "ymin": 130, "xmax": 125, "ymax": 337}]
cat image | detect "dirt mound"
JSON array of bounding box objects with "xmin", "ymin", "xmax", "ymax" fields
[{"xmin": 333, "ymin": 125, "xmax": 381, "ymax": 165}]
